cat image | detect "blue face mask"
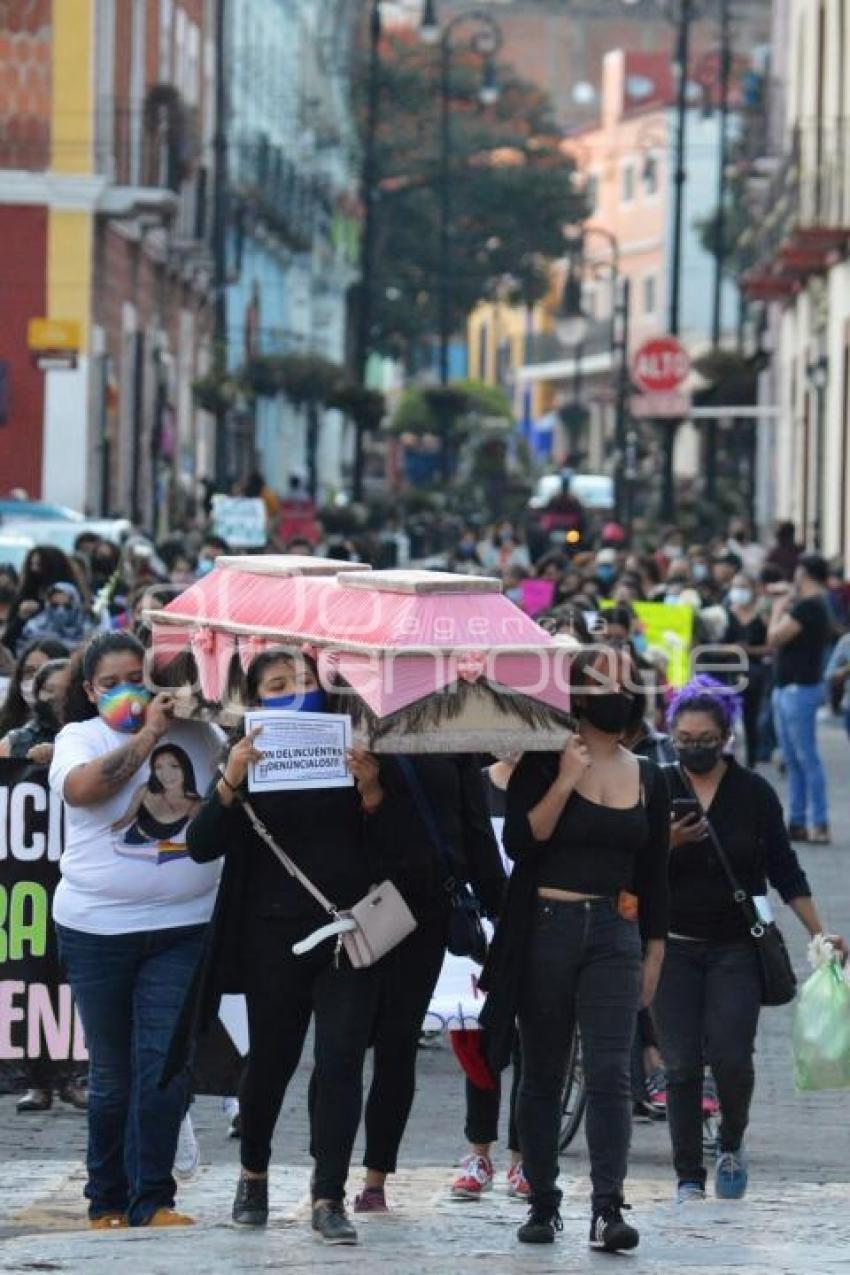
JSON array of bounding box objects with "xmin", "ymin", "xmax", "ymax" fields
[
  {"xmin": 261, "ymin": 689, "xmax": 327, "ymax": 713},
  {"xmin": 196, "ymin": 558, "xmax": 215, "ymax": 578},
  {"xmin": 596, "ymin": 564, "xmax": 617, "ymax": 584}
]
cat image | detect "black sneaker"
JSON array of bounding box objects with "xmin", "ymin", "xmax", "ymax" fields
[
  {"xmin": 517, "ymin": 1207, "xmax": 563, "ymax": 1244},
  {"xmin": 312, "ymin": 1201, "xmax": 358, "ymax": 1245},
  {"xmin": 632, "ymin": 1098, "xmax": 666, "ymax": 1122},
  {"xmin": 232, "ymin": 1174, "xmax": 268, "ymax": 1226},
  {"xmin": 589, "ymin": 1204, "xmax": 639, "ymax": 1252}
]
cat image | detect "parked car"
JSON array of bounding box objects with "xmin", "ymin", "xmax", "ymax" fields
[{"xmin": 0, "ymin": 499, "xmax": 83, "ymax": 523}]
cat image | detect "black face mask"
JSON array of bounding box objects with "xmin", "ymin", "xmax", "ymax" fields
[
  {"xmin": 580, "ymin": 692, "xmax": 633, "ymax": 735},
  {"xmin": 678, "ymin": 743, "xmax": 723, "ymax": 775}
]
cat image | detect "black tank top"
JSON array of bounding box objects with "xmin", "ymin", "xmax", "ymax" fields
[{"xmin": 537, "ymin": 790, "xmax": 649, "ymax": 898}]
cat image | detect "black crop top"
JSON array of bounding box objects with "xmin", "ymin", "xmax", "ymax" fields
[
  {"xmin": 504, "ymin": 752, "xmax": 670, "ymax": 941},
  {"xmin": 537, "ymin": 792, "xmax": 651, "ymax": 896}
]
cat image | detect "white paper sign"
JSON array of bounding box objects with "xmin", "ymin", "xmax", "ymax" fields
[
  {"xmin": 244, "ymin": 710, "xmax": 354, "ymax": 792},
  {"xmin": 211, "ymin": 495, "xmax": 267, "ymax": 547}
]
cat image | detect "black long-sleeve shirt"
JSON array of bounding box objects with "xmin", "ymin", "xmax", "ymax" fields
[
  {"xmin": 665, "ymin": 759, "xmax": 810, "ymax": 942},
  {"xmin": 504, "ymin": 752, "xmax": 670, "ymax": 941},
  {"xmin": 187, "ymin": 784, "xmax": 387, "ymax": 925},
  {"xmin": 378, "ymin": 754, "xmax": 506, "ymax": 921}
]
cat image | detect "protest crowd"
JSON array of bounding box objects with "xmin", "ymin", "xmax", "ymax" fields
[{"xmin": 1, "ymin": 483, "xmax": 849, "ymax": 1256}]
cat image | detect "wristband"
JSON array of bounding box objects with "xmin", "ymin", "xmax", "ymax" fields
[{"xmin": 218, "ymin": 768, "xmax": 239, "ymax": 793}]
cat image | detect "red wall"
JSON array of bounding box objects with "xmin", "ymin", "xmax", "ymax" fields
[{"xmin": 0, "ymin": 204, "xmax": 47, "ymax": 497}]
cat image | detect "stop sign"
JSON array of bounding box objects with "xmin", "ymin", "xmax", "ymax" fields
[{"xmin": 631, "ymin": 337, "xmax": 690, "ymax": 394}]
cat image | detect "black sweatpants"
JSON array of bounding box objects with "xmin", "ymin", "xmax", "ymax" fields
[
  {"xmin": 238, "ymin": 917, "xmax": 379, "ymax": 1201},
  {"xmin": 361, "ymin": 909, "xmax": 450, "ymax": 1174},
  {"xmin": 464, "ymin": 1033, "xmax": 521, "ymax": 1152}
]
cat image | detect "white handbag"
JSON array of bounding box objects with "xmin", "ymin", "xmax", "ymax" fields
[{"xmin": 238, "ymin": 796, "xmax": 417, "ymax": 969}]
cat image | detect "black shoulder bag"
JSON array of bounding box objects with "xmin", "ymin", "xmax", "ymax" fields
[
  {"xmin": 397, "ymin": 757, "xmax": 488, "ymax": 964},
  {"xmin": 678, "ymin": 768, "xmax": 797, "ymax": 1007}
]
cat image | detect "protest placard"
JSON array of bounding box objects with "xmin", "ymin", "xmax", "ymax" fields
[
  {"xmin": 244, "ymin": 710, "xmax": 353, "ymax": 792},
  {"xmin": 210, "ymin": 495, "xmax": 267, "ymax": 548}
]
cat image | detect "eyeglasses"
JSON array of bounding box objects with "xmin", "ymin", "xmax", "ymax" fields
[{"xmin": 674, "ymin": 734, "xmax": 722, "ymax": 749}]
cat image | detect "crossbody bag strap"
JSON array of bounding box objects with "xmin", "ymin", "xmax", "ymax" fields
[
  {"xmin": 676, "ymin": 765, "xmax": 760, "ymax": 932},
  {"xmin": 227, "ymin": 782, "xmax": 339, "ymax": 919},
  {"xmin": 396, "ymin": 756, "xmax": 457, "ymax": 892}
]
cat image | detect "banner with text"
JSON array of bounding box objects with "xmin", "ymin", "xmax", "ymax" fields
[{"xmin": 0, "ymin": 760, "xmax": 86, "ymax": 1091}]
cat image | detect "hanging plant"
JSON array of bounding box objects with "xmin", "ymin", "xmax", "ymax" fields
[
  {"xmin": 327, "ymin": 383, "xmax": 386, "ymax": 432},
  {"xmin": 241, "ymin": 355, "xmax": 282, "ymax": 398},
  {"xmin": 192, "ymin": 373, "xmax": 240, "ymax": 415},
  {"xmin": 274, "ymin": 354, "xmax": 345, "ymax": 407}
]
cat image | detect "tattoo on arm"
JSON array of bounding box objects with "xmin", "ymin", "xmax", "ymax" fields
[{"xmin": 99, "ymin": 735, "xmax": 153, "ymax": 790}]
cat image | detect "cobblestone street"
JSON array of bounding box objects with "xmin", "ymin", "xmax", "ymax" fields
[{"xmin": 1, "ymin": 728, "xmax": 849, "ymax": 1273}]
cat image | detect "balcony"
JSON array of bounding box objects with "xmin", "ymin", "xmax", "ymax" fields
[
  {"xmin": 741, "ymin": 123, "xmax": 850, "ymax": 302},
  {"xmin": 95, "ymin": 89, "xmax": 200, "ymax": 219},
  {"xmin": 232, "ymin": 132, "xmax": 329, "ymax": 253}
]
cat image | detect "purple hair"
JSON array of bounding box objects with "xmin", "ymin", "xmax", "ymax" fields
[{"xmin": 666, "ymin": 675, "xmax": 742, "ymax": 737}]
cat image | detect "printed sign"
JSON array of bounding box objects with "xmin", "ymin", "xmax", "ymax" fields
[
  {"xmin": 0, "ymin": 760, "xmax": 86, "ymax": 1088},
  {"xmin": 244, "ymin": 710, "xmax": 354, "ymax": 793},
  {"xmin": 520, "ymin": 578, "xmax": 556, "ymax": 618},
  {"xmin": 211, "ymin": 495, "xmax": 267, "ymax": 548}
]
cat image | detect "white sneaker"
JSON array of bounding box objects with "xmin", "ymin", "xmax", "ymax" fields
[
  {"xmin": 174, "ymin": 1113, "xmax": 201, "ymax": 1180},
  {"xmin": 222, "ymin": 1096, "xmax": 241, "ymax": 1139}
]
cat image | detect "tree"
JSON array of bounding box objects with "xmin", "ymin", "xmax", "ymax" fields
[{"xmin": 354, "ymin": 30, "xmax": 587, "ymax": 362}]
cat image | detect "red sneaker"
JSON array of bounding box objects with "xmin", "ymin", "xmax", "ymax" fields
[
  {"xmin": 507, "ymin": 1162, "xmax": 531, "ymax": 1199},
  {"xmin": 354, "ymin": 1186, "xmax": 389, "ymax": 1214},
  {"xmin": 702, "ymin": 1075, "xmax": 720, "ymax": 1116},
  {"xmin": 450, "ymin": 1154, "xmax": 494, "ymax": 1200}
]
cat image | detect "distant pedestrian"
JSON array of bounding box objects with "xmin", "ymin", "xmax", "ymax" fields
[{"xmin": 768, "ymin": 553, "xmax": 834, "ymax": 842}]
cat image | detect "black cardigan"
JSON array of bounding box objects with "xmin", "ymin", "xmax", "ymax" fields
[
  {"xmin": 664, "ymin": 759, "xmax": 810, "ymax": 941},
  {"xmin": 479, "ymin": 756, "xmax": 668, "ymax": 1074},
  {"xmin": 378, "ymin": 755, "xmax": 507, "ymax": 920}
]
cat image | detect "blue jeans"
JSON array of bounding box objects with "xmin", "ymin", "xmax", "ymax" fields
[
  {"xmin": 772, "ymin": 682, "xmax": 829, "ymax": 827},
  {"xmin": 516, "ymin": 898, "xmax": 641, "ymax": 1213},
  {"xmin": 56, "ymin": 923, "xmax": 206, "ymax": 1225}
]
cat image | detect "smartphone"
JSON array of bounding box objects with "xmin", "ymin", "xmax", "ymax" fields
[{"xmin": 671, "ymin": 798, "xmax": 702, "ymax": 822}]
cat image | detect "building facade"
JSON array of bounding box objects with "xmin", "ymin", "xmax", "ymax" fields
[
  {"xmin": 223, "ymin": 0, "xmax": 359, "ymax": 503},
  {"xmin": 743, "ymin": 0, "xmax": 850, "ymax": 561},
  {"xmin": 0, "ymin": 0, "xmax": 360, "ymax": 520},
  {"xmin": 470, "ymin": 48, "xmax": 740, "ymax": 476},
  {"xmin": 0, "ymin": 0, "xmax": 216, "ymax": 526}
]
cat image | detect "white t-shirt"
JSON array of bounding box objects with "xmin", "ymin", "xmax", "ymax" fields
[{"xmin": 50, "ymin": 716, "xmax": 222, "ymax": 935}]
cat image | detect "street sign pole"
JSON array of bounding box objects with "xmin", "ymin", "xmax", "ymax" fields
[{"xmin": 631, "ymin": 336, "xmax": 691, "ymax": 525}]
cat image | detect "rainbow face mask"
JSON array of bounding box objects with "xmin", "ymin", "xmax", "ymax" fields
[{"xmin": 97, "ymin": 683, "xmax": 152, "ymax": 733}]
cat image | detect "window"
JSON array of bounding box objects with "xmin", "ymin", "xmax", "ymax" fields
[
  {"xmin": 621, "ymin": 163, "xmax": 636, "ymax": 204},
  {"xmin": 643, "ymin": 275, "xmax": 657, "ymax": 316},
  {"xmin": 643, "ymin": 152, "xmax": 659, "ymax": 196},
  {"xmin": 159, "ymin": 0, "xmax": 173, "ymax": 82},
  {"xmin": 585, "ymin": 173, "xmax": 599, "ymax": 213}
]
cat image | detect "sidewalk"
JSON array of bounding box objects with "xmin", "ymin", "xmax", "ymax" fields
[{"xmin": 1, "ymin": 727, "xmax": 849, "ymax": 1273}]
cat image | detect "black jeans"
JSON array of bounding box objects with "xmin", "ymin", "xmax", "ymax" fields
[
  {"xmin": 239, "ymin": 918, "xmax": 379, "ymax": 1201},
  {"xmin": 652, "ymin": 938, "xmax": 762, "ymax": 1187},
  {"xmin": 465, "ymin": 1033, "xmax": 521, "ymax": 1152},
  {"xmin": 362, "ymin": 910, "xmax": 449, "ymax": 1174},
  {"xmin": 630, "ymin": 1008, "xmax": 660, "ymax": 1101},
  {"xmin": 517, "ymin": 898, "xmax": 641, "ymax": 1213}
]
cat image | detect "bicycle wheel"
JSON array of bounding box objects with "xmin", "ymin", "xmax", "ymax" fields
[{"xmin": 559, "ymin": 1028, "xmax": 587, "ymax": 1151}]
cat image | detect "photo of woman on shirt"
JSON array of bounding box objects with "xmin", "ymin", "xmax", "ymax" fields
[{"xmin": 112, "ymin": 744, "xmax": 203, "ymax": 864}]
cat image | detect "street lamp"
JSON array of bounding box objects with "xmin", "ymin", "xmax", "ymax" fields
[
  {"xmin": 555, "ymin": 226, "xmax": 632, "ymax": 522},
  {"xmin": 427, "ymin": 4, "xmax": 504, "ymax": 384},
  {"xmin": 351, "ymin": 0, "xmax": 434, "ymax": 500}
]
